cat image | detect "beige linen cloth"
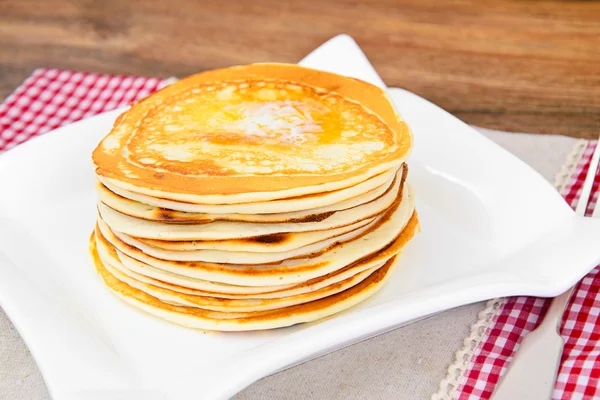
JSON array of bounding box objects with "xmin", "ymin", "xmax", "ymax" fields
[{"xmin": 0, "ymin": 128, "xmax": 578, "ymax": 400}]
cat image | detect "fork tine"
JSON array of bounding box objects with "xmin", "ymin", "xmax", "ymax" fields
[
  {"xmin": 591, "ymin": 142, "xmax": 600, "ymax": 217},
  {"xmin": 592, "ymin": 186, "xmax": 600, "ymax": 218},
  {"xmin": 576, "ymin": 140, "xmax": 600, "ymax": 216}
]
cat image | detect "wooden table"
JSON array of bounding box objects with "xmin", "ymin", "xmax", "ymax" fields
[{"xmin": 1, "ymin": 0, "xmax": 598, "ymax": 137}]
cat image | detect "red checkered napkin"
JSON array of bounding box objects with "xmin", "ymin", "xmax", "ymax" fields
[
  {"xmin": 2, "ymin": 69, "xmax": 599, "ymax": 400},
  {"xmin": 454, "ymin": 141, "xmax": 600, "ymax": 400},
  {"xmin": 0, "ymin": 68, "xmax": 166, "ymax": 151}
]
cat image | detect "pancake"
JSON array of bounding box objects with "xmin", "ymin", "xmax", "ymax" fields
[
  {"xmin": 101, "ymin": 249, "xmax": 383, "ymax": 312},
  {"xmin": 106, "ymin": 217, "xmax": 378, "ymax": 263},
  {"xmin": 92, "ymin": 233, "xmax": 400, "ymax": 331},
  {"xmin": 99, "ymin": 188, "xmax": 417, "ymax": 286},
  {"xmin": 96, "ymin": 227, "xmax": 398, "ymax": 299},
  {"xmin": 97, "ymin": 229, "xmax": 399, "ymax": 300},
  {"xmin": 96, "ymin": 165, "xmax": 405, "ymax": 223},
  {"xmin": 98, "ymin": 165, "xmax": 397, "ymax": 215},
  {"xmin": 131, "ymin": 216, "xmax": 375, "ymax": 254},
  {"xmin": 96, "ymin": 227, "xmax": 295, "ymax": 295},
  {"xmin": 92, "ymin": 63, "xmax": 412, "ymax": 204},
  {"xmin": 96, "ymin": 175, "xmax": 403, "ymax": 241},
  {"xmin": 124, "ymin": 165, "xmax": 405, "ymax": 255}
]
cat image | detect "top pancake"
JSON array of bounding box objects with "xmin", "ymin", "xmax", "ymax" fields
[{"xmin": 92, "ymin": 63, "xmax": 412, "ymax": 204}]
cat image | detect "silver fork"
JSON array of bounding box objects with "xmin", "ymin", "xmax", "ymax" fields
[{"xmin": 490, "ymin": 139, "xmax": 600, "ymax": 400}]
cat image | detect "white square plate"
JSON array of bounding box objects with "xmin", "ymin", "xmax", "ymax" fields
[{"xmin": 1, "ymin": 35, "xmax": 600, "ymax": 400}]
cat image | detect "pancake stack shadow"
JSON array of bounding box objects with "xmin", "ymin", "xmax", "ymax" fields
[{"xmin": 90, "ymin": 63, "xmax": 419, "ymax": 331}]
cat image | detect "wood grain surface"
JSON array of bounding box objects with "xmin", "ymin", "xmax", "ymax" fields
[{"xmin": 1, "ymin": 0, "xmax": 599, "ymax": 137}]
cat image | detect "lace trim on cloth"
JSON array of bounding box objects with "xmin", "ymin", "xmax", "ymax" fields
[
  {"xmin": 554, "ymin": 139, "xmax": 588, "ymax": 194},
  {"xmin": 431, "ymin": 298, "xmax": 506, "ymax": 400},
  {"xmin": 431, "ymin": 138, "xmax": 588, "ymax": 400}
]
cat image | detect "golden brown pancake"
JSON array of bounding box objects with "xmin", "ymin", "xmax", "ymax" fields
[
  {"xmin": 96, "ymin": 171, "xmax": 405, "ymax": 243},
  {"xmin": 97, "ymin": 228, "xmax": 400, "ymax": 300},
  {"xmin": 120, "ymin": 166, "xmax": 407, "ymax": 255},
  {"xmin": 107, "ymin": 217, "xmax": 378, "ymax": 263},
  {"xmin": 97, "ymin": 190, "xmax": 417, "ymax": 286},
  {"xmin": 97, "ymin": 166, "xmax": 398, "ymax": 215},
  {"xmin": 91, "ymin": 232, "xmax": 400, "ymax": 331},
  {"xmin": 96, "ymin": 165, "xmax": 405, "ymax": 224},
  {"xmin": 129, "ymin": 217, "xmax": 376, "ymax": 254},
  {"xmin": 100, "ymin": 248, "xmax": 383, "ymax": 312},
  {"xmin": 92, "ymin": 63, "xmax": 412, "ymax": 204}
]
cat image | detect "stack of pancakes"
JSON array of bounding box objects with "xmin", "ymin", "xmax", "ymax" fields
[{"xmin": 90, "ymin": 63, "xmax": 419, "ymax": 331}]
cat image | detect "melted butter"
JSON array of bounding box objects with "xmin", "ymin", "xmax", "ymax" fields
[{"xmin": 165, "ymin": 83, "xmax": 343, "ymax": 147}]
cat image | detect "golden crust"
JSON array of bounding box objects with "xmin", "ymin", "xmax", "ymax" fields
[
  {"xmin": 97, "ymin": 165, "xmax": 404, "ymax": 225},
  {"xmin": 92, "ymin": 63, "xmax": 411, "ymax": 201},
  {"xmin": 90, "ymin": 231, "xmax": 398, "ymax": 330}
]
